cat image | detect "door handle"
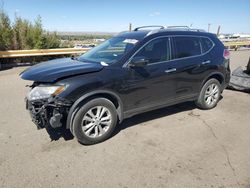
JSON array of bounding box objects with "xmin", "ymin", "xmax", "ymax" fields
[
  {"xmin": 165, "ymin": 68, "xmax": 176, "ymax": 73},
  {"xmin": 202, "ymin": 60, "xmax": 211, "ymax": 65}
]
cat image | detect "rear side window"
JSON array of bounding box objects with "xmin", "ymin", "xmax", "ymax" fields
[
  {"xmin": 172, "ymin": 36, "xmax": 201, "ymax": 59},
  {"xmin": 134, "ymin": 37, "xmax": 170, "ymax": 64},
  {"xmin": 200, "ymin": 37, "xmax": 214, "ymax": 53}
]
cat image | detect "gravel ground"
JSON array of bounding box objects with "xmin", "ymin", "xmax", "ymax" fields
[{"xmin": 0, "ymin": 50, "xmax": 250, "ymax": 188}]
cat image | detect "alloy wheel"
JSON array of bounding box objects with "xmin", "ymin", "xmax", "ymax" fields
[
  {"xmin": 81, "ymin": 106, "xmax": 112, "ymax": 138},
  {"xmin": 204, "ymin": 83, "xmax": 219, "ymax": 106}
]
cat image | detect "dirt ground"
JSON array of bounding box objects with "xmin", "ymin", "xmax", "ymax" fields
[{"xmin": 0, "ymin": 50, "xmax": 250, "ymax": 188}]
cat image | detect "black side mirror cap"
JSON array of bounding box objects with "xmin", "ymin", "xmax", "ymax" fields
[{"xmin": 129, "ymin": 57, "xmax": 149, "ymax": 67}]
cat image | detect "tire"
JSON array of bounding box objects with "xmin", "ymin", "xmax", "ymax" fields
[
  {"xmin": 72, "ymin": 98, "xmax": 118, "ymax": 145},
  {"xmin": 195, "ymin": 78, "xmax": 222, "ymax": 110}
]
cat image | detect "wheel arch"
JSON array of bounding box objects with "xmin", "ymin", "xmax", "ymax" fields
[
  {"xmin": 66, "ymin": 90, "xmax": 124, "ymax": 130},
  {"xmin": 201, "ymin": 72, "xmax": 225, "ymax": 88}
]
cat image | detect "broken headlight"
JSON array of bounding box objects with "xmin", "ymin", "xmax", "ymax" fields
[{"xmin": 27, "ymin": 85, "xmax": 66, "ymax": 101}]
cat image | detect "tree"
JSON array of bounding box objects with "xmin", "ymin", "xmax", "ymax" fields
[
  {"xmin": 42, "ymin": 32, "xmax": 60, "ymax": 49},
  {"xmin": 0, "ymin": 9, "xmax": 13, "ymax": 50},
  {"xmin": 13, "ymin": 17, "xmax": 30, "ymax": 49},
  {"xmin": 33, "ymin": 15, "xmax": 43, "ymax": 49},
  {"xmin": 12, "ymin": 15, "xmax": 60, "ymax": 50},
  {"xmin": 1, "ymin": 8, "xmax": 60, "ymax": 51}
]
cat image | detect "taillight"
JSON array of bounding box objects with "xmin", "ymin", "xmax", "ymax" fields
[{"xmin": 223, "ymin": 49, "xmax": 230, "ymax": 60}]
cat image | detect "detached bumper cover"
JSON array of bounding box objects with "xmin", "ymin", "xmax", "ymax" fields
[
  {"xmin": 222, "ymin": 70, "xmax": 231, "ymax": 90},
  {"xmin": 26, "ymin": 97, "xmax": 73, "ymax": 129},
  {"xmin": 228, "ymin": 67, "xmax": 250, "ymax": 93}
]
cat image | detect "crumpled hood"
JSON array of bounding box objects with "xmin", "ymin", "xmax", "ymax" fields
[{"xmin": 20, "ymin": 58, "xmax": 103, "ymax": 82}]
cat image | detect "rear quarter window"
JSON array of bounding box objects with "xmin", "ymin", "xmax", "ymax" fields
[
  {"xmin": 200, "ymin": 37, "xmax": 214, "ymax": 53},
  {"xmin": 172, "ymin": 36, "xmax": 201, "ymax": 59}
]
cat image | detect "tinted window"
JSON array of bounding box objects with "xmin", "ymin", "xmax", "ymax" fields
[
  {"xmin": 173, "ymin": 37, "xmax": 201, "ymax": 59},
  {"xmin": 134, "ymin": 37, "xmax": 170, "ymax": 64},
  {"xmin": 201, "ymin": 37, "xmax": 213, "ymax": 53}
]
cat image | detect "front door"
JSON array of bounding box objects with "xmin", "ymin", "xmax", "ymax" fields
[{"xmin": 123, "ymin": 37, "xmax": 177, "ymax": 112}]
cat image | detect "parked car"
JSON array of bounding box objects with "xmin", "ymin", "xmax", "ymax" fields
[
  {"xmin": 74, "ymin": 44, "xmax": 96, "ymax": 48},
  {"xmin": 20, "ymin": 26, "xmax": 231, "ymax": 145}
]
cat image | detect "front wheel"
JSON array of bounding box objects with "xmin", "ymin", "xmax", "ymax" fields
[
  {"xmin": 72, "ymin": 98, "xmax": 118, "ymax": 145},
  {"xmin": 195, "ymin": 78, "xmax": 222, "ymax": 110}
]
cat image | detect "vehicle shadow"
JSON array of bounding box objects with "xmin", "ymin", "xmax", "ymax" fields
[
  {"xmin": 111, "ymin": 101, "xmax": 197, "ymax": 138},
  {"xmin": 45, "ymin": 101, "xmax": 197, "ymax": 142},
  {"xmin": 45, "ymin": 126, "xmax": 74, "ymax": 141},
  {"xmin": 45, "ymin": 99, "xmax": 223, "ymax": 142}
]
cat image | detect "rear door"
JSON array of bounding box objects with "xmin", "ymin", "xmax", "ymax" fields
[{"xmin": 171, "ymin": 36, "xmax": 209, "ymax": 99}]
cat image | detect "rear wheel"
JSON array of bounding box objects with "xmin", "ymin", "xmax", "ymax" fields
[
  {"xmin": 72, "ymin": 98, "xmax": 117, "ymax": 145},
  {"xmin": 195, "ymin": 78, "xmax": 221, "ymax": 109}
]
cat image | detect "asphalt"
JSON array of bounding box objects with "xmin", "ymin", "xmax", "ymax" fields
[{"xmin": 0, "ymin": 50, "xmax": 250, "ymax": 188}]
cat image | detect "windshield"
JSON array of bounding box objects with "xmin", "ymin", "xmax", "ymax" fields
[{"xmin": 78, "ymin": 37, "xmax": 139, "ymax": 64}]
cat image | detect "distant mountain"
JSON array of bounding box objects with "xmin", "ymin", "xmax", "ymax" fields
[{"xmin": 55, "ymin": 31, "xmax": 118, "ymax": 36}]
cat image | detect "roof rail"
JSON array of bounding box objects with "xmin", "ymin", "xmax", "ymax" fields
[
  {"xmin": 167, "ymin": 26, "xmax": 190, "ymax": 29},
  {"xmin": 134, "ymin": 25, "xmax": 165, "ymax": 31},
  {"xmin": 190, "ymin": 28, "xmax": 206, "ymax": 32},
  {"xmin": 166, "ymin": 26, "xmax": 206, "ymax": 32}
]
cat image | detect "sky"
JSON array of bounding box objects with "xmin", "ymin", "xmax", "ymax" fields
[{"xmin": 1, "ymin": 0, "xmax": 250, "ymax": 34}]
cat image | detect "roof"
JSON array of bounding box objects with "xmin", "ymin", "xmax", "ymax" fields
[{"xmin": 116, "ymin": 29, "xmax": 214, "ymax": 40}]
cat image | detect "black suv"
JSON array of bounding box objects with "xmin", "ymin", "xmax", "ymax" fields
[{"xmin": 20, "ymin": 26, "xmax": 230, "ymax": 145}]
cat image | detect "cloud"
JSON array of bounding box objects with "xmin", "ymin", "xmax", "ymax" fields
[{"xmin": 149, "ymin": 12, "xmax": 160, "ymax": 17}]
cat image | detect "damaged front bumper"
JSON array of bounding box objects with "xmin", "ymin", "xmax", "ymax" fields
[{"xmin": 26, "ymin": 97, "xmax": 73, "ymax": 129}]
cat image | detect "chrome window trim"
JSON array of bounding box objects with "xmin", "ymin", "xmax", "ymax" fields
[
  {"xmin": 123, "ymin": 35, "xmax": 215, "ymax": 68},
  {"xmin": 168, "ymin": 37, "xmax": 172, "ymax": 61}
]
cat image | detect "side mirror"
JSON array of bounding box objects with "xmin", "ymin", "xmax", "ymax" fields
[{"xmin": 129, "ymin": 56, "xmax": 148, "ymax": 67}]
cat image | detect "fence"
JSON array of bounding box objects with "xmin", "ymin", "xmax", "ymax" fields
[
  {"xmin": 0, "ymin": 48, "xmax": 90, "ymax": 58},
  {"xmin": 1, "ymin": 41, "xmax": 250, "ymax": 59}
]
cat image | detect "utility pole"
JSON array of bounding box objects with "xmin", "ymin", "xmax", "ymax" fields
[
  {"xmin": 216, "ymin": 25, "xmax": 221, "ymax": 36},
  {"xmin": 129, "ymin": 23, "xmax": 132, "ymax": 31},
  {"xmin": 208, "ymin": 23, "xmax": 211, "ymax": 32}
]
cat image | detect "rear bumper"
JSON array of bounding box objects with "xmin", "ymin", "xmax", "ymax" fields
[{"xmin": 26, "ymin": 97, "xmax": 72, "ymax": 129}]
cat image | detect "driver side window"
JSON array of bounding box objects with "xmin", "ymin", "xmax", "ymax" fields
[{"xmin": 134, "ymin": 37, "xmax": 170, "ymax": 64}]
